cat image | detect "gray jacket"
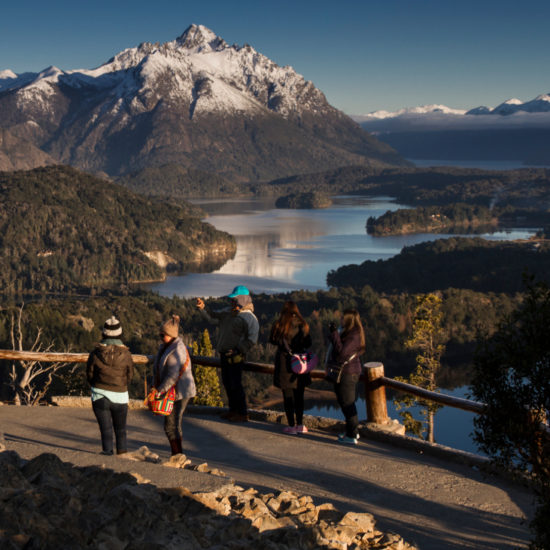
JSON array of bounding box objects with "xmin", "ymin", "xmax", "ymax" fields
[
  {"xmin": 153, "ymin": 337, "xmax": 196, "ymax": 400},
  {"xmin": 200, "ymin": 304, "xmax": 259, "ymax": 355}
]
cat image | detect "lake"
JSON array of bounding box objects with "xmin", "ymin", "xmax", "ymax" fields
[{"xmin": 143, "ymin": 195, "xmax": 536, "ymax": 298}]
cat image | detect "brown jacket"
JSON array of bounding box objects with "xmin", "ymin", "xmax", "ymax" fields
[{"xmin": 86, "ymin": 341, "xmax": 134, "ymax": 392}]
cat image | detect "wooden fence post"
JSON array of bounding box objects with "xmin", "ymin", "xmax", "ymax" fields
[{"xmin": 364, "ymin": 361, "xmax": 389, "ymax": 425}]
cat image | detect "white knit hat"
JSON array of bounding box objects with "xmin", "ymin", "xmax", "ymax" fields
[{"xmin": 103, "ymin": 316, "xmax": 122, "ymax": 338}]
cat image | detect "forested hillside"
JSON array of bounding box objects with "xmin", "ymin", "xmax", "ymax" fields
[
  {"xmin": 0, "ymin": 166, "xmax": 235, "ymax": 294},
  {"xmin": 327, "ymin": 237, "xmax": 550, "ymax": 293}
]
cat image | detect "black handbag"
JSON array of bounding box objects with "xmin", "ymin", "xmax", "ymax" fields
[{"xmin": 324, "ymin": 353, "xmax": 357, "ymax": 384}]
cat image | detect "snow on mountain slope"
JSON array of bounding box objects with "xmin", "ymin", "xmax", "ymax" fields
[
  {"xmin": 354, "ymin": 93, "xmax": 550, "ymax": 124},
  {"xmin": 357, "ymin": 104, "xmax": 466, "ymax": 121},
  {"xmin": 5, "ymin": 24, "xmax": 327, "ymax": 120}
]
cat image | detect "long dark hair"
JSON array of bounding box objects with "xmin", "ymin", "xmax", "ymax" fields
[
  {"xmin": 341, "ymin": 309, "xmax": 365, "ymax": 353},
  {"xmin": 271, "ymin": 301, "xmax": 309, "ymax": 341}
]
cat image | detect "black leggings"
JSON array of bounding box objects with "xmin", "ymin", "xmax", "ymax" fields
[
  {"xmin": 282, "ymin": 377, "xmax": 307, "ymax": 427},
  {"xmin": 334, "ymin": 372, "xmax": 359, "ymax": 438},
  {"xmin": 92, "ymin": 397, "xmax": 128, "ymax": 453}
]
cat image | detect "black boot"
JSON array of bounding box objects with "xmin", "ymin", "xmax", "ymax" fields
[{"xmin": 169, "ymin": 438, "xmax": 183, "ymax": 455}]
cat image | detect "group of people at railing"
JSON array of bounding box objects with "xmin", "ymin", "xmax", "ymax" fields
[{"xmin": 86, "ymin": 285, "xmax": 366, "ymax": 457}]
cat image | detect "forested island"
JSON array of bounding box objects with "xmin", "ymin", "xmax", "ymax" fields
[
  {"xmin": 0, "ymin": 166, "xmax": 236, "ymax": 294},
  {"xmin": 367, "ymin": 204, "xmax": 550, "ymax": 236},
  {"xmin": 367, "ymin": 204, "xmax": 498, "ymax": 235},
  {"xmin": 275, "ymin": 192, "xmax": 332, "ymax": 209}
]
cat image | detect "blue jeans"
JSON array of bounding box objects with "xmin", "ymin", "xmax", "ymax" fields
[
  {"xmin": 92, "ymin": 397, "xmax": 128, "ymax": 453},
  {"xmin": 334, "ymin": 372, "xmax": 359, "ymax": 438}
]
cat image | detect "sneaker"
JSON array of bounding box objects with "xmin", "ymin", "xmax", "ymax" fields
[
  {"xmin": 100, "ymin": 450, "xmax": 113, "ymax": 456},
  {"xmin": 338, "ymin": 433, "xmax": 359, "ymax": 441},
  {"xmin": 283, "ymin": 426, "xmax": 298, "ymax": 434},
  {"xmin": 296, "ymin": 425, "xmax": 308, "ymax": 434},
  {"xmin": 228, "ymin": 413, "xmax": 249, "ymax": 423},
  {"xmin": 337, "ymin": 435, "xmax": 358, "ymax": 445}
]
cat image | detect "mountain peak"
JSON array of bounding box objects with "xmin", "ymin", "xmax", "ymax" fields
[{"xmin": 176, "ymin": 24, "xmax": 227, "ymax": 52}]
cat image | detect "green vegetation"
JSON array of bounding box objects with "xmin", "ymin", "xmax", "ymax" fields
[
  {"xmin": 472, "ymin": 278, "xmax": 550, "ymax": 548},
  {"xmin": 328, "ymin": 237, "xmax": 550, "ymax": 294},
  {"xmin": 275, "ymin": 192, "xmax": 332, "ymax": 209},
  {"xmin": 0, "ymin": 165, "xmax": 235, "ymax": 294},
  {"xmin": 118, "ymin": 164, "xmax": 243, "ymax": 199},
  {"xmin": 395, "ymin": 294, "xmax": 447, "ymax": 442},
  {"xmin": 191, "ymin": 329, "xmax": 223, "ymax": 407}
]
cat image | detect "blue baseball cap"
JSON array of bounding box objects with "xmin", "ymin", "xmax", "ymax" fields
[{"xmin": 228, "ymin": 285, "xmax": 250, "ymax": 298}]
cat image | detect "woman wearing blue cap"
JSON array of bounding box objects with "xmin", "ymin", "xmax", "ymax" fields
[{"xmin": 196, "ymin": 285, "xmax": 259, "ymax": 422}]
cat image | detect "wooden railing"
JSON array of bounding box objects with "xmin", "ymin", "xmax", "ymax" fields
[{"xmin": 0, "ymin": 350, "xmax": 486, "ymax": 425}]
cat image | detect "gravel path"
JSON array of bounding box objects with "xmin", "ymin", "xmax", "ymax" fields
[{"xmin": 1, "ymin": 404, "xmax": 535, "ymax": 550}]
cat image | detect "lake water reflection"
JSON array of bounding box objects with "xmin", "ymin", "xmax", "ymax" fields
[{"xmin": 143, "ymin": 195, "xmax": 536, "ymax": 298}]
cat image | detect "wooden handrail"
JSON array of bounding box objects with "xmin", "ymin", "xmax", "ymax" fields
[
  {"xmin": 0, "ymin": 349, "xmax": 485, "ymax": 419},
  {"xmin": 380, "ymin": 376, "xmax": 486, "ymax": 414},
  {"xmin": 0, "ymin": 349, "xmax": 151, "ymax": 365}
]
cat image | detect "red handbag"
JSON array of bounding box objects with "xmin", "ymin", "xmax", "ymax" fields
[{"xmin": 145, "ymin": 386, "xmax": 176, "ymax": 416}]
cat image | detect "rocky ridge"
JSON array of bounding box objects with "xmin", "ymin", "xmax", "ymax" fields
[{"xmin": 0, "ymin": 448, "xmax": 415, "ymax": 550}]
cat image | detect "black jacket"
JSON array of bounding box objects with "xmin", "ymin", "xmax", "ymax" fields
[{"xmin": 270, "ymin": 326, "xmax": 312, "ymax": 390}]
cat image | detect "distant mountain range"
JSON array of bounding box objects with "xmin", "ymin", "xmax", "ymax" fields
[
  {"xmin": 354, "ymin": 94, "xmax": 550, "ymax": 165},
  {"xmin": 0, "ymin": 24, "xmax": 405, "ymax": 181}
]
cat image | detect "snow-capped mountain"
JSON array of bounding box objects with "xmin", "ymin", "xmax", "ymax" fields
[
  {"xmin": 355, "ymin": 104, "xmax": 466, "ymax": 122},
  {"xmin": 354, "ymin": 93, "xmax": 550, "ymax": 166},
  {"xmin": 354, "ymin": 93, "xmax": 550, "ymax": 124},
  {"xmin": 0, "ymin": 24, "xmax": 405, "ymax": 180}
]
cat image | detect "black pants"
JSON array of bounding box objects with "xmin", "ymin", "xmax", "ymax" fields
[
  {"xmin": 282, "ymin": 377, "xmax": 307, "ymax": 427},
  {"xmin": 164, "ymin": 398, "xmax": 189, "ymax": 441},
  {"xmin": 221, "ymin": 355, "xmax": 247, "ymax": 415},
  {"xmin": 334, "ymin": 372, "xmax": 359, "ymax": 438},
  {"xmin": 92, "ymin": 397, "xmax": 128, "ymax": 453}
]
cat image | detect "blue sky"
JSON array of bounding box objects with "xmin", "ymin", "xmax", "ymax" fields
[{"xmin": 1, "ymin": 0, "xmax": 549, "ymax": 115}]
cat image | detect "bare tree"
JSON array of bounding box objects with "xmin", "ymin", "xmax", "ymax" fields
[{"xmin": 8, "ymin": 304, "xmax": 69, "ymax": 406}]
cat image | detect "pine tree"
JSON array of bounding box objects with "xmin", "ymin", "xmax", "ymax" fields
[
  {"xmin": 394, "ymin": 293, "xmax": 446, "ymax": 442},
  {"xmin": 192, "ymin": 329, "xmax": 223, "ymax": 407}
]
